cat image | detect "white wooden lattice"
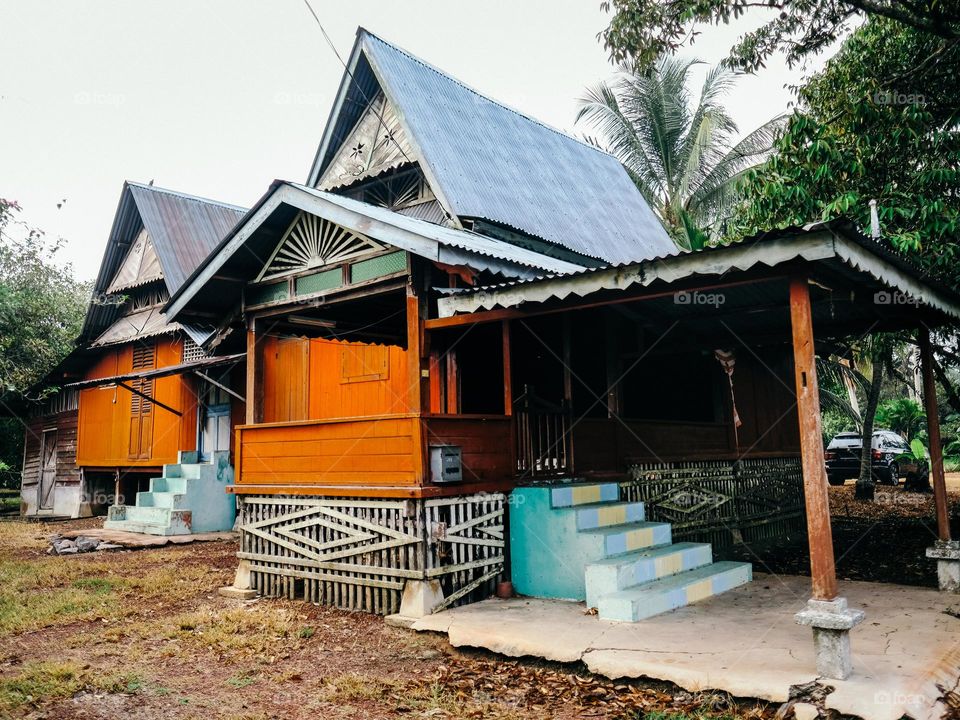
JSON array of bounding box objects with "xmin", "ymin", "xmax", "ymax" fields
[{"xmin": 257, "ymin": 211, "xmax": 385, "ymax": 281}]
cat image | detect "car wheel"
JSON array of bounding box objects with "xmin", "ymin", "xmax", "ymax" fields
[
  {"xmin": 885, "ymin": 462, "xmax": 900, "ymax": 486},
  {"xmin": 828, "ymin": 476, "xmax": 845, "ymax": 486}
]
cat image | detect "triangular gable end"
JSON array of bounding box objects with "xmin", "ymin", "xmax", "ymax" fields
[
  {"xmin": 256, "ymin": 210, "xmax": 388, "ymax": 282},
  {"xmin": 106, "ymin": 227, "xmax": 164, "ymax": 293},
  {"xmin": 317, "ymin": 92, "xmax": 415, "ymax": 191}
]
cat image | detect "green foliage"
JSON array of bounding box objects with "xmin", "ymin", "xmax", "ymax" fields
[
  {"xmin": 600, "ymin": 0, "xmax": 960, "ymax": 72},
  {"xmin": 727, "ymin": 19, "xmax": 960, "ymax": 289},
  {"xmin": 875, "ymin": 397, "xmax": 926, "ymax": 441},
  {"xmin": 576, "ymin": 56, "xmax": 783, "ymax": 248},
  {"xmin": 0, "ymin": 199, "xmax": 88, "ymax": 397}
]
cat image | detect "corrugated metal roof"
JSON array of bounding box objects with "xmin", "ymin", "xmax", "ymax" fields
[
  {"xmin": 308, "ymin": 28, "xmax": 676, "ymax": 266},
  {"xmin": 436, "ymin": 220, "xmax": 960, "ymax": 321},
  {"xmin": 90, "ymin": 305, "xmax": 179, "ymax": 347},
  {"xmin": 288, "ymin": 183, "xmax": 586, "ymax": 275},
  {"xmin": 127, "ymin": 183, "xmax": 247, "ymax": 294},
  {"xmin": 80, "ymin": 182, "xmax": 247, "ymax": 342}
]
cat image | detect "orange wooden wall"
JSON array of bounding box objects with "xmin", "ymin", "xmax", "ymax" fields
[
  {"xmin": 76, "ymin": 337, "xmax": 197, "ymax": 467},
  {"xmin": 237, "ymin": 416, "xmax": 421, "ymax": 487},
  {"xmin": 260, "ymin": 335, "xmax": 410, "ymax": 423}
]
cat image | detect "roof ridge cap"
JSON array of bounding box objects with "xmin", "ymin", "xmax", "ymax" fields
[
  {"xmin": 126, "ymin": 181, "xmax": 248, "ymax": 213},
  {"xmin": 359, "ymin": 29, "xmax": 615, "ymax": 159}
]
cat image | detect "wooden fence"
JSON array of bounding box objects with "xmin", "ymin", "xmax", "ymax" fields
[
  {"xmin": 622, "ymin": 456, "xmax": 804, "ymax": 548},
  {"xmin": 236, "ymin": 492, "xmax": 505, "ymax": 615}
]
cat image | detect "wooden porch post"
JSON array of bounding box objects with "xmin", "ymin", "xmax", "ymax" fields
[
  {"xmin": 789, "ymin": 277, "xmax": 838, "ymax": 601},
  {"xmin": 245, "ymin": 322, "xmax": 263, "ymax": 425},
  {"xmin": 790, "ymin": 277, "xmax": 863, "ymax": 679},
  {"xmin": 502, "ymin": 320, "xmax": 513, "ymax": 416},
  {"xmin": 919, "ymin": 327, "xmax": 951, "ymax": 542}
]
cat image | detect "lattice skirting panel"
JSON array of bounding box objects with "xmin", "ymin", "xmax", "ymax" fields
[
  {"xmin": 236, "ymin": 493, "xmax": 505, "ymax": 615},
  {"xmin": 622, "ymin": 457, "xmax": 805, "ymax": 548}
]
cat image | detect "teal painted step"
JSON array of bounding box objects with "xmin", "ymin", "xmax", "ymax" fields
[
  {"xmin": 149, "ymin": 476, "xmax": 188, "ymax": 494},
  {"xmin": 597, "ymin": 560, "xmax": 753, "ymax": 622},
  {"xmin": 512, "ymin": 485, "xmax": 638, "ymax": 600},
  {"xmin": 575, "ymin": 501, "xmax": 646, "ymax": 530},
  {"xmin": 104, "ymin": 505, "xmax": 192, "ymax": 535},
  {"xmin": 584, "ymin": 542, "xmax": 713, "ymax": 608},
  {"xmin": 550, "ymin": 482, "xmax": 620, "ymax": 508},
  {"xmin": 136, "ymin": 491, "xmax": 187, "ymax": 509},
  {"xmin": 580, "ymin": 521, "xmax": 672, "ymax": 558}
]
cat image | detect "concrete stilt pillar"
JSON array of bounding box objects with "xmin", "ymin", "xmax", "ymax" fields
[
  {"xmin": 218, "ymin": 559, "xmax": 257, "ymax": 600},
  {"xmin": 795, "ymin": 597, "xmax": 864, "ymax": 679},
  {"xmin": 927, "ymin": 540, "xmax": 960, "ymax": 592}
]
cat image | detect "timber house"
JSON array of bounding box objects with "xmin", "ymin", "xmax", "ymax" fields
[{"xmin": 20, "ymin": 28, "xmax": 960, "ymax": 684}]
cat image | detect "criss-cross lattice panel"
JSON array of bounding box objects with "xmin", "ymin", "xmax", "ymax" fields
[
  {"xmin": 237, "ymin": 497, "xmax": 422, "ymax": 612},
  {"xmin": 623, "ymin": 458, "xmax": 804, "ymax": 546},
  {"xmin": 424, "ymin": 494, "xmax": 506, "ymax": 611},
  {"xmin": 257, "ymin": 212, "xmax": 386, "ymax": 281}
]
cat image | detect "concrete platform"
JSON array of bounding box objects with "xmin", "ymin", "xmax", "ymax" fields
[
  {"xmin": 59, "ymin": 527, "xmax": 237, "ymax": 548},
  {"xmin": 409, "ymin": 573, "xmax": 960, "ymax": 720}
]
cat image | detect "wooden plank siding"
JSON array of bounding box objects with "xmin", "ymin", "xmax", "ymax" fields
[
  {"xmin": 76, "ymin": 337, "xmax": 197, "ymax": 467},
  {"xmin": 236, "ymin": 415, "xmax": 422, "ymax": 486},
  {"xmin": 424, "ymin": 416, "xmax": 513, "ymax": 483}
]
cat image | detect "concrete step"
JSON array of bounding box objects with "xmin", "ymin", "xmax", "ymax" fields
[
  {"xmin": 584, "ymin": 542, "xmax": 713, "ymax": 608},
  {"xmin": 549, "ymin": 482, "xmax": 620, "ymax": 508},
  {"xmin": 102, "ymin": 519, "xmax": 183, "ymax": 536},
  {"xmin": 149, "ymin": 476, "xmax": 189, "ymax": 494},
  {"xmin": 105, "ymin": 505, "xmax": 192, "ymax": 534},
  {"xmin": 162, "ymin": 463, "xmax": 183, "ymax": 478},
  {"xmin": 579, "ymin": 521, "xmax": 672, "ymax": 558},
  {"xmin": 136, "ymin": 491, "xmax": 187, "ymax": 509},
  {"xmin": 574, "ymin": 501, "xmax": 645, "ymax": 531},
  {"xmin": 597, "ymin": 561, "xmax": 753, "ymax": 622}
]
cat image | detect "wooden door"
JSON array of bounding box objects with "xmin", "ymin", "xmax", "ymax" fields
[
  {"xmin": 128, "ymin": 345, "xmax": 156, "ymax": 459},
  {"xmin": 38, "ymin": 429, "xmax": 57, "ymax": 509},
  {"xmin": 274, "ymin": 338, "xmax": 309, "ymax": 422},
  {"xmin": 199, "ymin": 377, "xmax": 232, "ymax": 461}
]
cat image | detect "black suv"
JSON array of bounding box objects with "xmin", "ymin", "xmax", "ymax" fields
[{"xmin": 824, "ymin": 430, "xmax": 921, "ymax": 486}]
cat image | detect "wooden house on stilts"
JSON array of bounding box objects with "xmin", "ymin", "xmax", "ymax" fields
[{"xmin": 21, "ymin": 27, "xmax": 960, "ymax": 683}]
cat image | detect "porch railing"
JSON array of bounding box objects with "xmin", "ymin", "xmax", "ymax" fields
[{"xmin": 514, "ymin": 386, "xmax": 572, "ymax": 477}]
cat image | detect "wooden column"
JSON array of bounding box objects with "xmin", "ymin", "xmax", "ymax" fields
[
  {"xmin": 789, "ymin": 277, "xmax": 838, "ymax": 601},
  {"xmin": 502, "ymin": 320, "xmax": 513, "ymax": 416},
  {"xmin": 245, "ymin": 323, "xmax": 264, "ymax": 425},
  {"xmin": 919, "ymin": 327, "xmax": 951, "ymax": 541}
]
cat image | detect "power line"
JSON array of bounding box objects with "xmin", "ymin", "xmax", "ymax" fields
[{"xmin": 300, "ymin": 0, "xmax": 414, "ymax": 170}]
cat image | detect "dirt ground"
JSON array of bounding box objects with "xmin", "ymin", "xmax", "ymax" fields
[
  {"xmin": 722, "ymin": 482, "xmax": 960, "ymax": 587},
  {"xmin": 0, "ymin": 519, "xmax": 775, "ymax": 720}
]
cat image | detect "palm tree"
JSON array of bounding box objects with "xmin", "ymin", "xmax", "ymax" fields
[{"xmin": 577, "ymin": 56, "xmax": 784, "ymax": 250}]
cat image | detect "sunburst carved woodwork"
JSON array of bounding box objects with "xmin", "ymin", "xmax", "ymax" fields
[{"xmin": 257, "ymin": 212, "xmax": 386, "ymax": 281}]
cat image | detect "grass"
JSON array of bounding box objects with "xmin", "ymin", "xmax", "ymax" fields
[
  {"xmin": 0, "ymin": 661, "xmax": 145, "ymax": 713},
  {"xmin": 159, "ymin": 605, "xmax": 303, "ymax": 663}
]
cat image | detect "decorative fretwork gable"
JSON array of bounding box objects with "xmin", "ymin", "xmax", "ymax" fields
[
  {"xmin": 318, "ymin": 93, "xmax": 415, "ymax": 191},
  {"xmin": 257, "ymin": 211, "xmax": 387, "ymax": 281},
  {"xmin": 107, "ymin": 227, "xmax": 163, "ymax": 293}
]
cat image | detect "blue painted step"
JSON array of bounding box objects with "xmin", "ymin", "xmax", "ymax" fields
[
  {"xmin": 509, "ymin": 481, "xmax": 753, "ymax": 620},
  {"xmin": 584, "ymin": 542, "xmax": 713, "ymax": 608},
  {"xmin": 596, "ymin": 561, "xmax": 753, "ymax": 622}
]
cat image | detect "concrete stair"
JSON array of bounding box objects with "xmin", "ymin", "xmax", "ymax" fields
[
  {"xmin": 510, "ymin": 481, "xmax": 751, "ymax": 622},
  {"xmin": 104, "ymin": 451, "xmax": 235, "ymax": 536}
]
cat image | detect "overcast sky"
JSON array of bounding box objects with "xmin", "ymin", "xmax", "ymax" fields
[{"xmin": 1, "ymin": 0, "xmax": 829, "ymax": 281}]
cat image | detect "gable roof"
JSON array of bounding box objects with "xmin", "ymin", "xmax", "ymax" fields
[
  {"xmin": 307, "ymin": 28, "xmax": 675, "ymax": 266},
  {"xmin": 164, "ymin": 181, "xmax": 588, "ymax": 328},
  {"xmin": 81, "ymin": 182, "xmax": 247, "ymax": 342}
]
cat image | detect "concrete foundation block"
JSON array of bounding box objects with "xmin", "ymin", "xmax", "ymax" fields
[
  {"xmin": 399, "ymin": 579, "xmax": 445, "ymax": 618},
  {"xmin": 926, "ymin": 541, "xmax": 960, "ymax": 592},
  {"xmin": 219, "ymin": 586, "xmax": 257, "ymax": 600},
  {"xmin": 233, "ymin": 559, "xmax": 253, "ymax": 590},
  {"xmin": 795, "ymin": 596, "xmax": 864, "ymax": 680}
]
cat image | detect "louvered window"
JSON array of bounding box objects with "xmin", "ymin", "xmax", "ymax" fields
[{"xmin": 130, "ymin": 345, "xmax": 156, "ymax": 414}]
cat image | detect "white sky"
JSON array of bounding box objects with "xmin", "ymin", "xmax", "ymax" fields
[{"xmin": 0, "ymin": 0, "xmax": 829, "ymax": 281}]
